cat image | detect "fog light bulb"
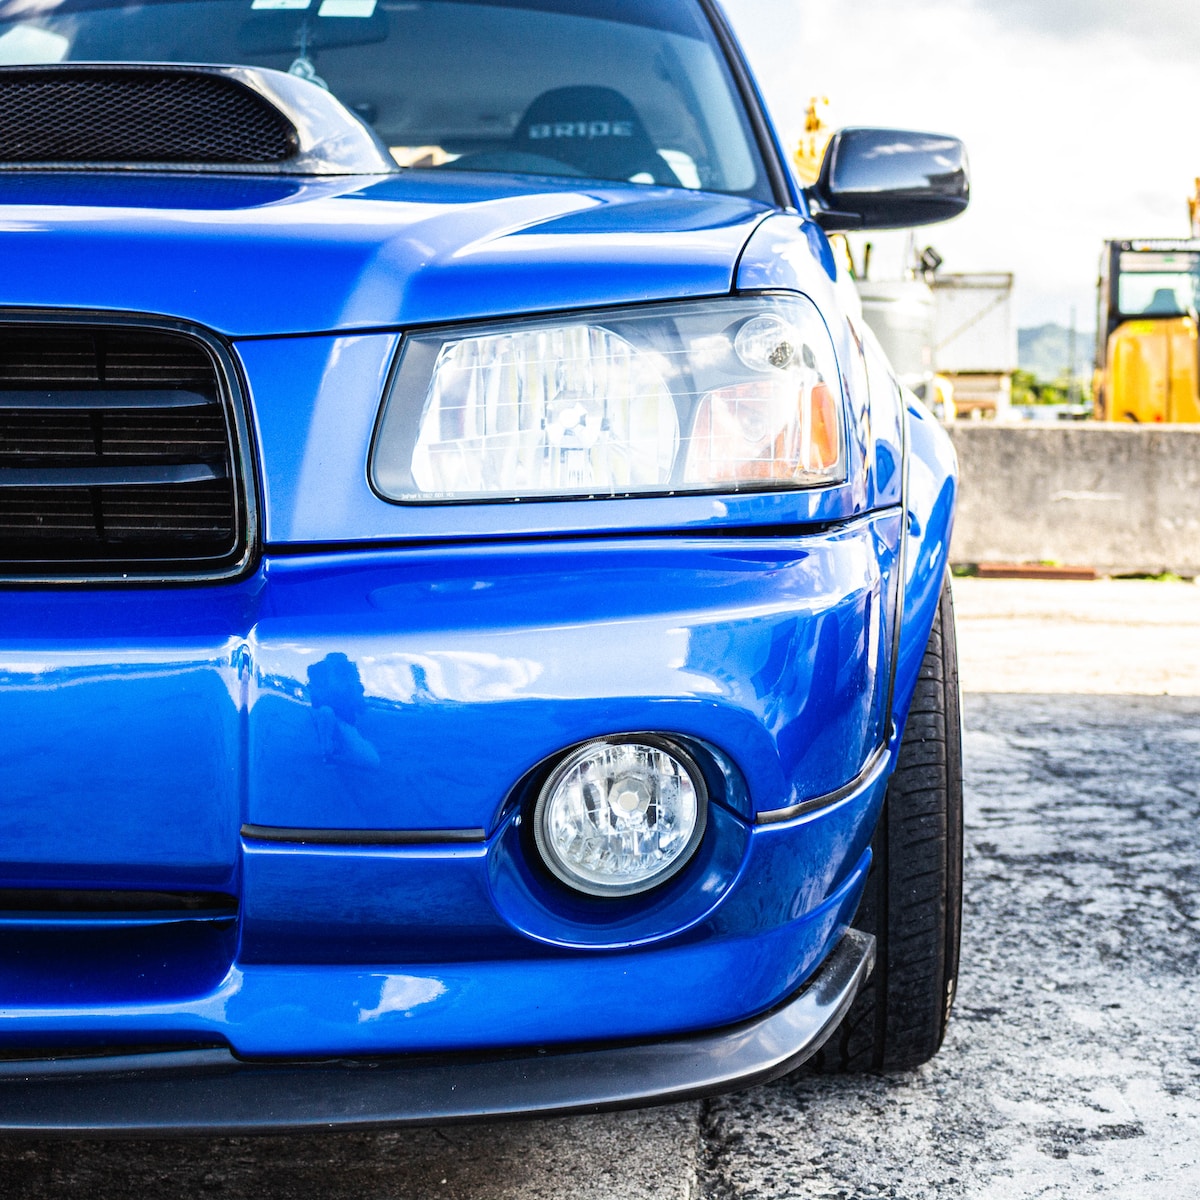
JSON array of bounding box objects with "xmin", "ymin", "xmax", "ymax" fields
[
  {"xmin": 533, "ymin": 738, "xmax": 708, "ymax": 897},
  {"xmin": 612, "ymin": 778, "xmax": 650, "ymax": 820}
]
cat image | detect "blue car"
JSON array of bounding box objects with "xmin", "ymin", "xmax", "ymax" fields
[{"xmin": 0, "ymin": 0, "xmax": 966, "ymax": 1132}]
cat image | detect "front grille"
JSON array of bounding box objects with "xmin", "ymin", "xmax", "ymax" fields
[
  {"xmin": 0, "ymin": 67, "xmax": 298, "ymax": 166},
  {"xmin": 0, "ymin": 323, "xmax": 251, "ymax": 578}
]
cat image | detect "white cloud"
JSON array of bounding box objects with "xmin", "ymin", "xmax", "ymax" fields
[
  {"xmin": 722, "ymin": 0, "xmax": 1200, "ymax": 328},
  {"xmin": 960, "ymin": 0, "xmax": 1200, "ymax": 59}
]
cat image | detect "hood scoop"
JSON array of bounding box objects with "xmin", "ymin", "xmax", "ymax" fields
[{"xmin": 0, "ymin": 63, "xmax": 397, "ymax": 176}]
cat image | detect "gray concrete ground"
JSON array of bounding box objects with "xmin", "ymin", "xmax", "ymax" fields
[
  {"xmin": 702, "ymin": 691, "xmax": 1200, "ymax": 1198},
  {"xmin": 4, "ymin": 580, "xmax": 1199, "ymax": 1198},
  {"xmin": 953, "ymin": 576, "xmax": 1200, "ymax": 696}
]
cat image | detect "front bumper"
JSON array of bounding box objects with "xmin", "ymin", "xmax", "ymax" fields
[
  {"xmin": 0, "ymin": 524, "xmax": 897, "ymax": 1060},
  {"xmin": 0, "ymin": 929, "xmax": 873, "ymax": 1135}
]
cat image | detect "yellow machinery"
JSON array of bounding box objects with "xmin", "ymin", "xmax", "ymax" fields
[
  {"xmin": 1095, "ymin": 238, "xmax": 1200, "ymax": 422},
  {"xmin": 793, "ymin": 96, "xmax": 833, "ymax": 187}
]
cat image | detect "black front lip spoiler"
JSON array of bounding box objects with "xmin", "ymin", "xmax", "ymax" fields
[{"xmin": 0, "ymin": 929, "xmax": 874, "ymax": 1135}]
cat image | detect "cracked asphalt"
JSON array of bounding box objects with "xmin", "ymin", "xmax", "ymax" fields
[
  {"xmin": 700, "ymin": 688, "xmax": 1200, "ymax": 1199},
  {"xmin": 4, "ymin": 579, "xmax": 1199, "ymax": 1198}
]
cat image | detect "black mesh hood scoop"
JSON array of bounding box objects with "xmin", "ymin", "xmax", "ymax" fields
[{"xmin": 0, "ymin": 63, "xmax": 396, "ymax": 176}]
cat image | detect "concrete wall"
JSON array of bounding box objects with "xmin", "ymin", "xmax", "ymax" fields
[{"xmin": 947, "ymin": 424, "xmax": 1200, "ymax": 574}]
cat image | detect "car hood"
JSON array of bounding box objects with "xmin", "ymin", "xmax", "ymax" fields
[{"xmin": 0, "ymin": 170, "xmax": 771, "ymax": 337}]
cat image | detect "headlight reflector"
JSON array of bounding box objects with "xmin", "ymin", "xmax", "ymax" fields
[
  {"xmin": 411, "ymin": 324, "xmax": 678, "ymax": 497},
  {"xmin": 371, "ymin": 296, "xmax": 844, "ymax": 502},
  {"xmin": 533, "ymin": 737, "xmax": 707, "ymax": 897}
]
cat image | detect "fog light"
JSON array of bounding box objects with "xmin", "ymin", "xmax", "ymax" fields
[{"xmin": 533, "ymin": 737, "xmax": 707, "ymax": 897}]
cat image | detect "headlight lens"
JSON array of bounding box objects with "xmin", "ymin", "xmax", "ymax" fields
[
  {"xmin": 371, "ymin": 296, "xmax": 844, "ymax": 502},
  {"xmin": 533, "ymin": 737, "xmax": 707, "ymax": 897}
]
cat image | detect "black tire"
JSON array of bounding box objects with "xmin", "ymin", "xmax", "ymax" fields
[{"xmin": 810, "ymin": 573, "xmax": 963, "ymax": 1072}]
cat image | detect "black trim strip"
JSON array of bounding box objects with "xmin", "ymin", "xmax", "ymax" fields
[
  {"xmin": 756, "ymin": 743, "xmax": 891, "ymax": 826},
  {"xmin": 241, "ymin": 823, "xmax": 487, "ymax": 846},
  {"xmin": 0, "ymin": 388, "xmax": 212, "ymax": 411},
  {"xmin": 0, "ymin": 912, "xmax": 235, "ymax": 930},
  {"xmin": 0, "ymin": 929, "xmax": 874, "ymax": 1133},
  {"xmin": 0, "ymin": 889, "xmax": 236, "ymax": 915},
  {"xmin": 0, "ymin": 462, "xmax": 223, "ymax": 488}
]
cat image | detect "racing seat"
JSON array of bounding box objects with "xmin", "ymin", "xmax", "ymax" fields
[
  {"xmin": 510, "ymin": 86, "xmax": 681, "ymax": 186},
  {"xmin": 1143, "ymin": 287, "xmax": 1183, "ymax": 315}
]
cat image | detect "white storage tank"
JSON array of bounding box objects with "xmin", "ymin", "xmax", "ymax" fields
[{"xmin": 856, "ymin": 278, "xmax": 936, "ymax": 384}]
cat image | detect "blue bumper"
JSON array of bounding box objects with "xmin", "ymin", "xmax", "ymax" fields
[
  {"xmin": 0, "ymin": 931, "xmax": 875, "ymax": 1134},
  {"xmin": 0, "ymin": 519, "xmax": 899, "ymax": 1058}
]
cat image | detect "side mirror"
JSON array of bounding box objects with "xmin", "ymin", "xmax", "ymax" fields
[{"xmin": 806, "ymin": 128, "xmax": 969, "ymax": 231}]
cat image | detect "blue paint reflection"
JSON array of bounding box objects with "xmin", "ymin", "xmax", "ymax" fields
[
  {"xmin": 308, "ymin": 652, "xmax": 380, "ymax": 770},
  {"xmin": 248, "ymin": 529, "xmax": 895, "ymax": 833}
]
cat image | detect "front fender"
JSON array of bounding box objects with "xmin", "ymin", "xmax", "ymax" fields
[{"xmin": 891, "ymin": 397, "xmax": 958, "ymax": 740}]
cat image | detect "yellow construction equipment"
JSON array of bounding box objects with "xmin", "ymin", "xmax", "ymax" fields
[
  {"xmin": 1095, "ymin": 237, "xmax": 1200, "ymax": 423},
  {"xmin": 793, "ymin": 96, "xmax": 833, "ymax": 187}
]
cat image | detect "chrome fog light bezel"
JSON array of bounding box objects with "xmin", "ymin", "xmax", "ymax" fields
[{"xmin": 532, "ymin": 735, "xmax": 709, "ymax": 898}]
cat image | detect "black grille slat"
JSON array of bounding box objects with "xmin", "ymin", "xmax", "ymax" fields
[
  {"xmin": 0, "ymin": 413, "xmax": 93, "ymax": 457},
  {"xmin": 0, "ymin": 410, "xmax": 227, "ymax": 460},
  {"xmin": 0, "ymin": 464, "xmax": 224, "ymax": 488},
  {"xmin": 0, "ymin": 389, "xmax": 214, "ymax": 411},
  {"xmin": 0, "ymin": 325, "xmax": 246, "ymax": 575},
  {"xmin": 1, "ymin": 483, "xmax": 237, "ymax": 544},
  {"xmin": 0, "ymin": 336, "xmax": 100, "ymax": 384},
  {"xmin": 0, "ymin": 68, "xmax": 298, "ymax": 166},
  {"xmin": 0, "ymin": 493, "xmax": 95, "ymax": 536},
  {"xmin": 0, "ymin": 330, "xmax": 217, "ymax": 384},
  {"xmin": 98, "ymin": 412, "xmax": 228, "ymax": 457}
]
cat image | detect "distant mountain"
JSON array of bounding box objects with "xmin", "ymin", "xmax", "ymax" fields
[{"xmin": 1019, "ymin": 323, "xmax": 1095, "ymax": 383}]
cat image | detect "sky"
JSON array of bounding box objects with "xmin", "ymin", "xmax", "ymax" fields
[{"xmin": 722, "ymin": 0, "xmax": 1200, "ymax": 331}]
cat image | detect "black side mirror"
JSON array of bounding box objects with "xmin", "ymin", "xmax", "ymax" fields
[{"xmin": 806, "ymin": 128, "xmax": 969, "ymax": 231}]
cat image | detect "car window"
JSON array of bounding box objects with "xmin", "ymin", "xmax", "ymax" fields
[
  {"xmin": 0, "ymin": 0, "xmax": 770, "ymax": 199},
  {"xmin": 1115, "ymin": 250, "xmax": 1200, "ymax": 317}
]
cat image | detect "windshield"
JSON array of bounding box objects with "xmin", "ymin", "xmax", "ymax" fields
[
  {"xmin": 0, "ymin": 0, "xmax": 770, "ymax": 198},
  {"xmin": 1117, "ymin": 250, "xmax": 1200, "ymax": 317}
]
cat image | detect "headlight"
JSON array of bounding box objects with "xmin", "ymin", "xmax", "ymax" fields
[
  {"xmin": 371, "ymin": 296, "xmax": 844, "ymax": 502},
  {"xmin": 532, "ymin": 737, "xmax": 707, "ymax": 897}
]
